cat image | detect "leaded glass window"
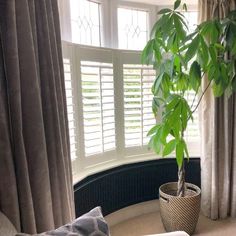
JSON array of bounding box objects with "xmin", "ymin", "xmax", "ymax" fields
[
  {"xmin": 70, "ymin": 0, "xmax": 102, "ymax": 46},
  {"xmin": 118, "ymin": 8, "xmax": 148, "ymax": 50}
]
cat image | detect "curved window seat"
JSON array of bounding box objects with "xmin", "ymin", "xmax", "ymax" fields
[{"xmin": 74, "ymin": 158, "xmax": 200, "ymax": 217}]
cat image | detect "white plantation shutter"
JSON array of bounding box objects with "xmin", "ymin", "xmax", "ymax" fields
[
  {"xmin": 63, "ymin": 58, "xmax": 77, "ymax": 161},
  {"xmin": 62, "ymin": 42, "xmax": 200, "ymax": 178},
  {"xmin": 184, "ymin": 91, "xmax": 200, "ymax": 152},
  {"xmin": 123, "ymin": 64, "xmax": 156, "ymax": 147},
  {"xmin": 182, "ymin": 11, "xmax": 200, "ymax": 147},
  {"xmin": 81, "ymin": 61, "xmax": 116, "ymax": 156}
]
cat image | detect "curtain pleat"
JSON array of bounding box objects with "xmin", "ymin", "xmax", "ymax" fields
[
  {"xmin": 199, "ymin": 0, "xmax": 236, "ymax": 219},
  {"xmin": 0, "ymin": 0, "xmax": 75, "ymax": 233}
]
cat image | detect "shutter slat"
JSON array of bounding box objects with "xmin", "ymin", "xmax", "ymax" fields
[
  {"xmin": 124, "ymin": 64, "xmax": 156, "ymax": 147},
  {"xmin": 81, "ymin": 61, "xmax": 116, "ymax": 156},
  {"xmin": 64, "ymin": 58, "xmax": 78, "ymax": 161}
]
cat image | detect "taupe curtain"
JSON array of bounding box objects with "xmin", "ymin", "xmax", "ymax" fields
[
  {"xmin": 199, "ymin": 0, "xmax": 236, "ymax": 219},
  {"xmin": 0, "ymin": 0, "xmax": 75, "ymax": 233}
]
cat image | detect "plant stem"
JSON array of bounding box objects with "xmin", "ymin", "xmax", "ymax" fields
[
  {"xmin": 177, "ymin": 129, "xmax": 185, "ymax": 197},
  {"xmin": 188, "ymin": 80, "xmax": 212, "ymax": 120},
  {"xmin": 177, "ymin": 158, "xmax": 185, "ymax": 197},
  {"xmin": 190, "ymin": 91, "xmax": 198, "ymax": 110}
]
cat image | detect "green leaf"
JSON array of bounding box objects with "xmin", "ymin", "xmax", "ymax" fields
[
  {"xmin": 200, "ymin": 20, "xmax": 220, "ymax": 44},
  {"xmin": 167, "ymin": 32, "xmax": 176, "ymax": 51},
  {"xmin": 199, "ymin": 36, "xmax": 209, "ymax": 67},
  {"xmin": 148, "ymin": 135, "xmax": 154, "ymax": 150},
  {"xmin": 176, "ymin": 73, "xmax": 189, "ymax": 91},
  {"xmin": 211, "ymin": 21, "xmax": 220, "ymax": 44},
  {"xmin": 185, "ymin": 35, "xmax": 200, "ymax": 63},
  {"xmin": 152, "ymin": 97, "xmax": 159, "ymax": 114},
  {"xmin": 166, "ymin": 96, "xmax": 180, "ymax": 112},
  {"xmin": 176, "ymin": 140, "xmax": 184, "ymax": 168},
  {"xmin": 176, "ymin": 13, "xmax": 189, "ymax": 31},
  {"xmin": 183, "ymin": 139, "xmax": 190, "ymax": 160},
  {"xmin": 181, "ymin": 102, "xmax": 188, "ymax": 130},
  {"xmin": 153, "ymin": 40, "xmax": 162, "ymax": 63},
  {"xmin": 183, "ymin": 31, "xmax": 198, "ymax": 44},
  {"xmin": 158, "ymin": 8, "xmax": 172, "ymax": 15},
  {"xmin": 171, "ymin": 120, "xmax": 181, "ymax": 139},
  {"xmin": 189, "ymin": 61, "xmax": 201, "ymax": 92},
  {"xmin": 213, "ymin": 82, "xmax": 224, "ymax": 97},
  {"xmin": 147, "ymin": 124, "xmax": 160, "ymax": 136},
  {"xmin": 148, "ymin": 133, "xmax": 162, "ymax": 154},
  {"xmin": 209, "ymin": 44, "xmax": 217, "ymax": 65},
  {"xmin": 182, "ymin": 97, "xmax": 193, "ymax": 120},
  {"xmin": 161, "ymin": 73, "xmax": 171, "ymax": 98},
  {"xmin": 207, "ymin": 63, "xmax": 216, "ymax": 81},
  {"xmin": 183, "ymin": 3, "xmax": 187, "ymax": 11},
  {"xmin": 162, "ymin": 15, "xmax": 175, "ymax": 41},
  {"xmin": 153, "ymin": 132, "xmax": 162, "ymax": 154},
  {"xmin": 173, "ymin": 55, "xmax": 181, "ymax": 74},
  {"xmin": 173, "ymin": 14, "xmax": 186, "ymax": 40},
  {"xmin": 226, "ymin": 23, "xmax": 236, "ymax": 48},
  {"xmin": 141, "ymin": 39, "xmax": 154, "ymax": 64},
  {"xmin": 163, "ymin": 139, "xmax": 176, "ymax": 156},
  {"xmin": 174, "ymin": 0, "xmax": 181, "ymax": 10},
  {"xmin": 168, "ymin": 102, "xmax": 182, "ymax": 126},
  {"xmin": 153, "ymin": 73, "xmax": 164, "ymax": 95},
  {"xmin": 232, "ymin": 40, "xmax": 236, "ymax": 55},
  {"xmin": 220, "ymin": 63, "xmax": 229, "ymax": 87}
]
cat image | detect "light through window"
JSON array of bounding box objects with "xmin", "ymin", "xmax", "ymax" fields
[
  {"xmin": 183, "ymin": 11, "xmax": 198, "ymax": 33},
  {"xmin": 81, "ymin": 61, "xmax": 115, "ymax": 156},
  {"xmin": 123, "ymin": 64, "xmax": 156, "ymax": 147},
  {"xmin": 118, "ymin": 8, "xmax": 148, "ymax": 50},
  {"xmin": 63, "ymin": 58, "xmax": 77, "ymax": 161},
  {"xmin": 60, "ymin": 2, "xmax": 200, "ymax": 178},
  {"xmin": 183, "ymin": 11, "xmax": 200, "ymax": 143},
  {"xmin": 70, "ymin": 0, "xmax": 102, "ymax": 46}
]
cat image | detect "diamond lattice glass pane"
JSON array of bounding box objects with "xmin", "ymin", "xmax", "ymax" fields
[
  {"xmin": 118, "ymin": 8, "xmax": 148, "ymax": 50},
  {"xmin": 70, "ymin": 0, "xmax": 102, "ymax": 46}
]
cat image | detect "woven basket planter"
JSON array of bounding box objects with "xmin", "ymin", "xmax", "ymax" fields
[{"xmin": 159, "ymin": 182, "xmax": 201, "ymax": 235}]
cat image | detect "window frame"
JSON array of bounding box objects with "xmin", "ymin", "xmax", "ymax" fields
[
  {"xmin": 59, "ymin": 0, "xmax": 200, "ymax": 182},
  {"xmin": 110, "ymin": 0, "xmax": 157, "ymax": 49},
  {"xmin": 58, "ymin": 0, "xmax": 157, "ymax": 49},
  {"xmin": 62, "ymin": 42, "xmax": 200, "ymax": 183}
]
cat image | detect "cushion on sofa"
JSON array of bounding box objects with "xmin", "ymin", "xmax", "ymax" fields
[{"xmin": 16, "ymin": 206, "xmax": 110, "ymax": 236}]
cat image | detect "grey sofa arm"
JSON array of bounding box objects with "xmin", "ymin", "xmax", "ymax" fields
[{"xmin": 0, "ymin": 212, "xmax": 17, "ymax": 236}]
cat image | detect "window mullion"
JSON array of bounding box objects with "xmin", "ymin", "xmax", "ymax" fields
[
  {"xmin": 58, "ymin": 0, "xmax": 72, "ymax": 41},
  {"xmin": 141, "ymin": 68, "xmax": 144, "ymax": 146},
  {"xmin": 99, "ymin": 67, "xmax": 105, "ymax": 152},
  {"xmin": 100, "ymin": 0, "xmax": 111, "ymax": 47},
  {"xmin": 113, "ymin": 51, "xmax": 125, "ymax": 158},
  {"xmin": 110, "ymin": 1, "xmax": 119, "ymax": 48},
  {"xmin": 73, "ymin": 46, "xmax": 86, "ymax": 172}
]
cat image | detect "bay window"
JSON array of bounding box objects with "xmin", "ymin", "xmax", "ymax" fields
[{"xmin": 59, "ymin": 0, "xmax": 200, "ymax": 181}]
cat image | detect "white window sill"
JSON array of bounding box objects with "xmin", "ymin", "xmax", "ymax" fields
[{"xmin": 73, "ymin": 147, "xmax": 200, "ymax": 185}]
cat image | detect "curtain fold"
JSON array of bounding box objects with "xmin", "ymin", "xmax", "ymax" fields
[
  {"xmin": 0, "ymin": 0, "xmax": 75, "ymax": 233},
  {"xmin": 199, "ymin": 0, "xmax": 236, "ymax": 220}
]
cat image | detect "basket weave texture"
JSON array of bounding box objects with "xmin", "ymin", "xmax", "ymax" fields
[{"xmin": 159, "ymin": 182, "xmax": 201, "ymax": 235}]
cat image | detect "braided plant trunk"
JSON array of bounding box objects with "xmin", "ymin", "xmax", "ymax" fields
[{"xmin": 177, "ymin": 159, "xmax": 185, "ymax": 197}]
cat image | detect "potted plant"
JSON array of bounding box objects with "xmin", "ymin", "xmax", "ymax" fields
[{"xmin": 142, "ymin": 0, "xmax": 236, "ymax": 234}]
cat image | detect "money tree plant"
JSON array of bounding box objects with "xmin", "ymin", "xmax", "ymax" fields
[{"xmin": 142, "ymin": 0, "xmax": 236, "ymax": 196}]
